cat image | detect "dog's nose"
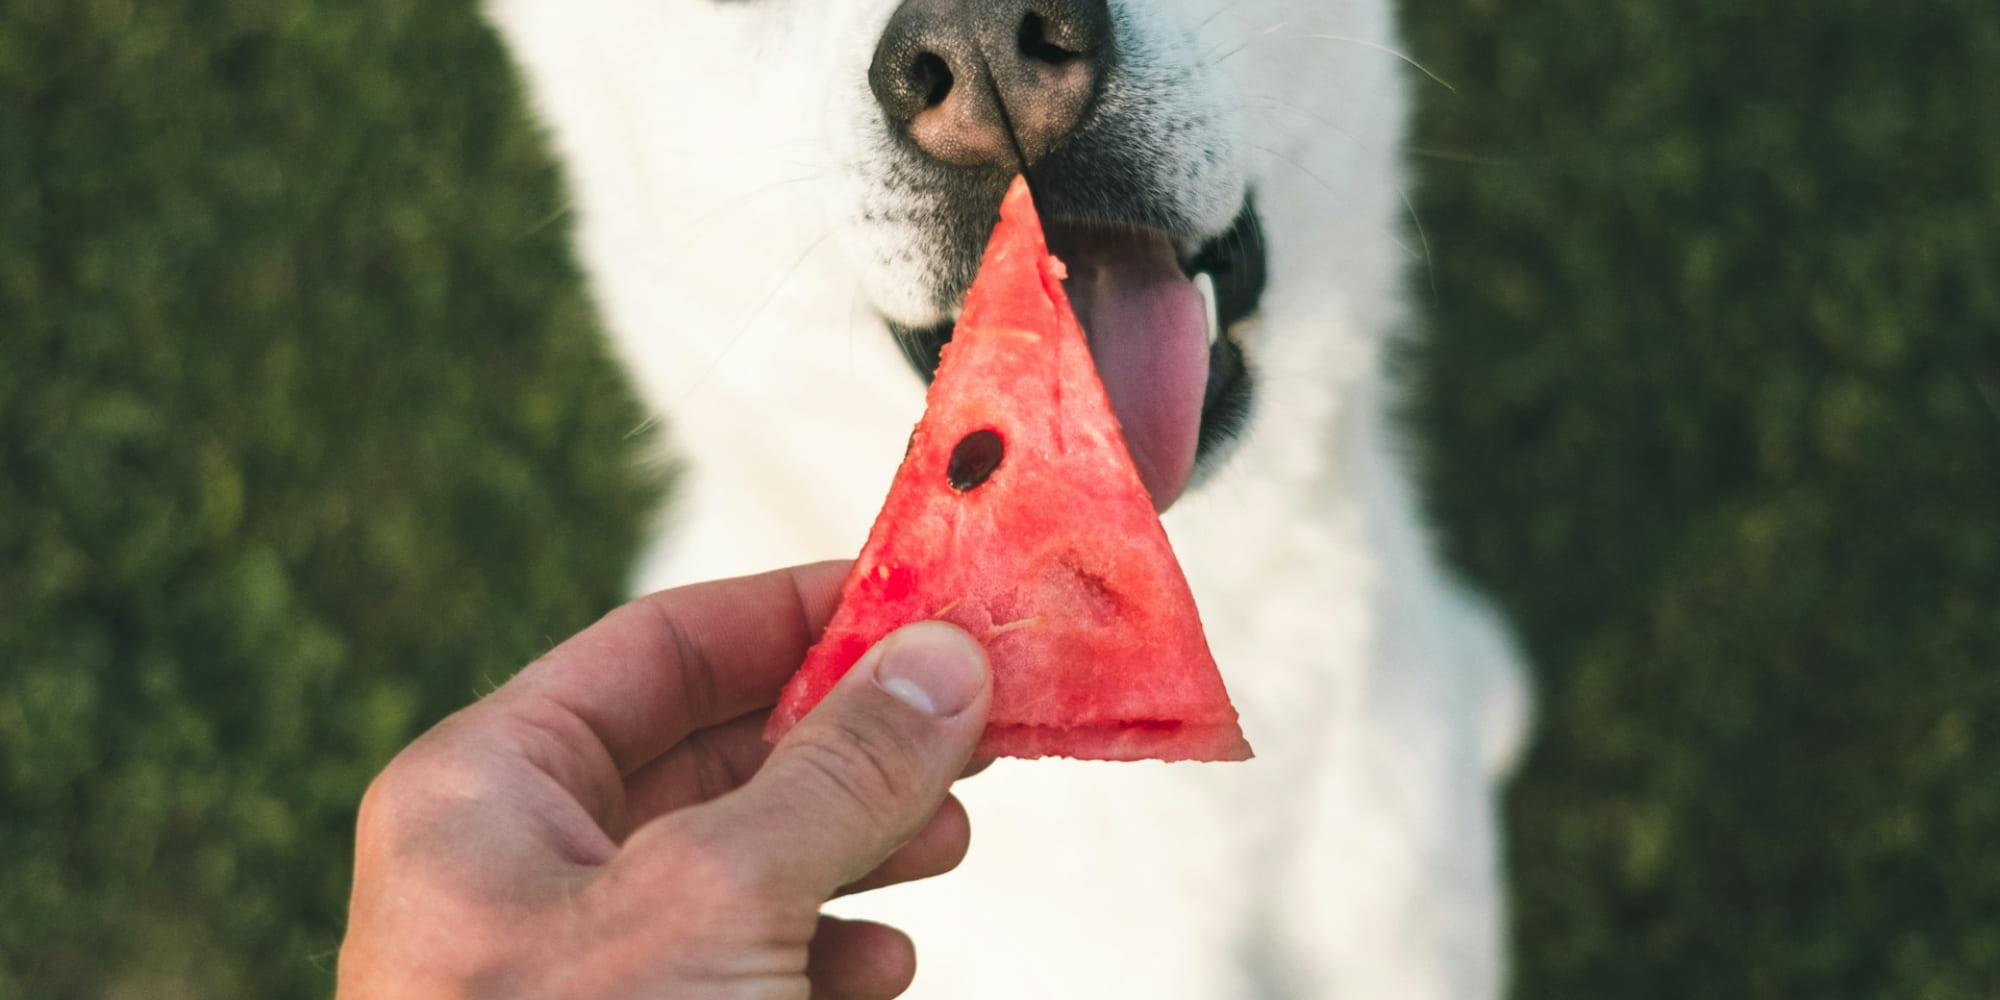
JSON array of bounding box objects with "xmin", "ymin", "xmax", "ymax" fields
[{"xmin": 869, "ymin": 0, "xmax": 1110, "ymax": 168}]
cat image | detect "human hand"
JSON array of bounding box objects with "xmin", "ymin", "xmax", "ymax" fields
[{"xmin": 337, "ymin": 562, "xmax": 993, "ymax": 999}]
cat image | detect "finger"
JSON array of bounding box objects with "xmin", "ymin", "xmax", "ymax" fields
[
  {"xmin": 490, "ymin": 561, "xmax": 849, "ymax": 779},
  {"xmin": 836, "ymin": 793, "xmax": 971, "ymax": 897},
  {"xmin": 682, "ymin": 621, "xmax": 991, "ymax": 901},
  {"xmin": 808, "ymin": 916, "xmax": 915, "ymax": 1000},
  {"xmin": 619, "ymin": 712, "xmax": 774, "ymax": 834},
  {"xmin": 625, "ymin": 725, "xmax": 991, "ymax": 837}
]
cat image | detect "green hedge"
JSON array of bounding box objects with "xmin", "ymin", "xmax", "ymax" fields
[
  {"xmin": 0, "ymin": 3, "xmax": 658, "ymax": 996},
  {"xmin": 3, "ymin": 0, "xmax": 1995, "ymax": 996},
  {"xmin": 1402, "ymin": 0, "xmax": 2000, "ymax": 996}
]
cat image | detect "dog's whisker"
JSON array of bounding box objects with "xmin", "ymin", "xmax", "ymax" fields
[
  {"xmin": 600, "ymin": 174, "xmax": 822, "ymax": 296},
  {"xmin": 1291, "ymin": 33, "xmax": 1457, "ymax": 94},
  {"xmin": 672, "ymin": 172, "xmax": 824, "ymax": 240},
  {"xmin": 1397, "ymin": 183, "xmax": 1440, "ymax": 306},
  {"xmin": 1244, "ymin": 95, "xmax": 1360, "ymax": 147},
  {"xmin": 515, "ymin": 198, "xmax": 576, "ymax": 241},
  {"xmin": 1202, "ymin": 18, "xmax": 1288, "ymax": 67},
  {"xmin": 624, "ymin": 411, "xmax": 664, "ymax": 441},
  {"xmin": 1209, "ymin": 27, "xmax": 1458, "ymax": 96},
  {"xmin": 1250, "ymin": 97, "xmax": 1516, "ymax": 194},
  {"xmin": 1246, "ymin": 93, "xmax": 1448, "ymax": 294},
  {"xmin": 1244, "ymin": 141, "xmax": 1422, "ymax": 261},
  {"xmin": 670, "ymin": 227, "xmax": 837, "ymax": 407},
  {"xmin": 1400, "ymin": 144, "xmax": 1521, "ymax": 168},
  {"xmin": 1189, "ymin": 1, "xmax": 1239, "ymax": 37}
]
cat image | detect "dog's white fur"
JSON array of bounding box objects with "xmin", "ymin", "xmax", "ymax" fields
[{"xmin": 487, "ymin": 0, "xmax": 1531, "ymax": 995}]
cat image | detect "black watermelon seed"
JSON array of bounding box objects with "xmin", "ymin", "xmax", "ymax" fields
[{"xmin": 947, "ymin": 430, "xmax": 1004, "ymax": 491}]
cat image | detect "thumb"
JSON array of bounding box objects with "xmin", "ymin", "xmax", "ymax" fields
[{"xmin": 693, "ymin": 621, "xmax": 991, "ymax": 901}]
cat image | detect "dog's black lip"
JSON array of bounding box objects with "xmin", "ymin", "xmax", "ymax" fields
[
  {"xmin": 1196, "ymin": 327, "xmax": 1252, "ymax": 464},
  {"xmin": 890, "ymin": 197, "xmax": 1264, "ymax": 468}
]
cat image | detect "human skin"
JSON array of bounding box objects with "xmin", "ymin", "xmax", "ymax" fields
[{"xmin": 337, "ymin": 562, "xmax": 993, "ymax": 999}]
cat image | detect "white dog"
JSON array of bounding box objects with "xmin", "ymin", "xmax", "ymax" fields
[{"xmin": 487, "ymin": 0, "xmax": 1530, "ymax": 995}]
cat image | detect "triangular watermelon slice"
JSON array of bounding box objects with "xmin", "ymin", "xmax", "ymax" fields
[{"xmin": 765, "ymin": 177, "xmax": 1251, "ymax": 762}]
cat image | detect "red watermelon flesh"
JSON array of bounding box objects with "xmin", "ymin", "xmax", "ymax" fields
[{"xmin": 765, "ymin": 177, "xmax": 1251, "ymax": 762}]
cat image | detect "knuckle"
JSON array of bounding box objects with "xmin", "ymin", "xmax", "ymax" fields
[
  {"xmin": 790, "ymin": 715, "xmax": 926, "ymax": 823},
  {"xmin": 353, "ymin": 716, "xmax": 500, "ymax": 851},
  {"xmin": 354, "ymin": 749, "xmax": 431, "ymax": 847},
  {"xmin": 596, "ymin": 819, "xmax": 822, "ymax": 962}
]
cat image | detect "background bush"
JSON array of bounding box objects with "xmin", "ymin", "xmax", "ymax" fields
[
  {"xmin": 1403, "ymin": 0, "xmax": 2000, "ymax": 996},
  {"xmin": 1, "ymin": 3, "xmax": 658, "ymax": 996},
  {"xmin": 3, "ymin": 0, "xmax": 1994, "ymax": 996}
]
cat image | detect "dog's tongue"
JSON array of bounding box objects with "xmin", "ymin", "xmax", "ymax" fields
[{"xmin": 1048, "ymin": 228, "xmax": 1210, "ymax": 511}]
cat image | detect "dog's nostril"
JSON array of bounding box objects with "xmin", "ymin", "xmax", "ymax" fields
[
  {"xmin": 909, "ymin": 51, "xmax": 954, "ymax": 108},
  {"xmin": 871, "ymin": 0, "xmax": 1110, "ymax": 165},
  {"xmin": 1018, "ymin": 12, "xmax": 1082, "ymax": 64}
]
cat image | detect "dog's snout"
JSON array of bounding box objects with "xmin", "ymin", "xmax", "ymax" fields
[{"xmin": 869, "ymin": 0, "xmax": 1110, "ymax": 168}]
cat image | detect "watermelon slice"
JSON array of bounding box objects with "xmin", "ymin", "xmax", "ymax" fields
[{"xmin": 765, "ymin": 177, "xmax": 1251, "ymax": 762}]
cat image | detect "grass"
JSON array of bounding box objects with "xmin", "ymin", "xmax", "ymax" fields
[
  {"xmin": 0, "ymin": 3, "xmax": 658, "ymax": 996},
  {"xmin": 2, "ymin": 0, "xmax": 1996, "ymax": 996},
  {"xmin": 1402, "ymin": 0, "xmax": 2000, "ymax": 995}
]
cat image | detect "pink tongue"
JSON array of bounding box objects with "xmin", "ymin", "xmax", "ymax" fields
[{"xmin": 1049, "ymin": 227, "xmax": 1210, "ymax": 511}]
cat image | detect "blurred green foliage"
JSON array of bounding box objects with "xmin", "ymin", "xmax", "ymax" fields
[
  {"xmin": 0, "ymin": 1, "xmax": 659, "ymax": 996},
  {"xmin": 1402, "ymin": 0, "xmax": 2000, "ymax": 996},
  {"xmin": 5, "ymin": 0, "xmax": 1997, "ymax": 997}
]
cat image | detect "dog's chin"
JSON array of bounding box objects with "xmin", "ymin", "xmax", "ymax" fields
[{"xmin": 889, "ymin": 196, "xmax": 1265, "ymax": 512}]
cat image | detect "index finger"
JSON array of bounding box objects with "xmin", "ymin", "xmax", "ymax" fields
[{"xmin": 494, "ymin": 561, "xmax": 850, "ymax": 777}]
